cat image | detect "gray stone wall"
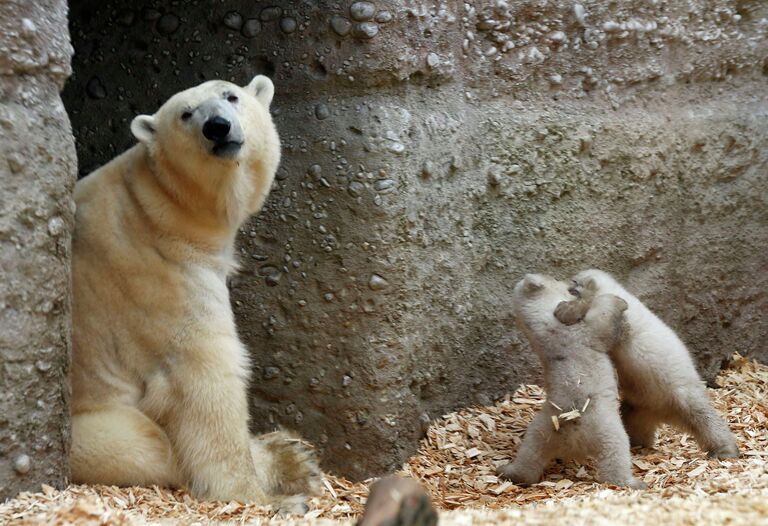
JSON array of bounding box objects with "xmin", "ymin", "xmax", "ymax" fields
[
  {"xmin": 0, "ymin": 0, "xmax": 75, "ymax": 501},
  {"xmin": 63, "ymin": 0, "xmax": 767, "ymax": 480}
]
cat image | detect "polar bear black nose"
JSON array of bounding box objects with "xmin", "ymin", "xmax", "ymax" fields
[{"xmin": 202, "ymin": 116, "xmax": 231, "ymax": 141}]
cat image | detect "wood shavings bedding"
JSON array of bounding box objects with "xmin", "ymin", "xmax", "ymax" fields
[{"xmin": 2, "ymin": 355, "xmax": 765, "ymax": 525}]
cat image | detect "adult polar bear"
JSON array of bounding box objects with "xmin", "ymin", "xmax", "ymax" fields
[{"xmin": 70, "ymin": 75, "xmax": 319, "ymax": 513}]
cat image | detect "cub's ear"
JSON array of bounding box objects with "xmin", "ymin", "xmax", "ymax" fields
[
  {"xmin": 555, "ymin": 299, "xmax": 590, "ymax": 326},
  {"xmin": 609, "ymin": 295, "xmax": 628, "ymax": 313},
  {"xmin": 571, "ymin": 276, "xmax": 598, "ymax": 302},
  {"xmin": 583, "ymin": 276, "xmax": 598, "ymax": 293},
  {"xmin": 522, "ymin": 274, "xmax": 544, "ymax": 294},
  {"xmin": 130, "ymin": 115, "xmax": 157, "ymax": 144},
  {"xmin": 246, "ymin": 75, "xmax": 274, "ymax": 108}
]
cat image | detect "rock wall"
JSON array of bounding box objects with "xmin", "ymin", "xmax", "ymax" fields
[
  {"xmin": 63, "ymin": 0, "xmax": 768, "ymax": 480},
  {"xmin": 0, "ymin": 0, "xmax": 75, "ymax": 501}
]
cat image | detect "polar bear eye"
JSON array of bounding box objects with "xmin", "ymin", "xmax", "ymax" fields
[
  {"xmin": 181, "ymin": 111, "xmax": 193, "ymax": 121},
  {"xmin": 227, "ymin": 94, "xmax": 239, "ymax": 103}
]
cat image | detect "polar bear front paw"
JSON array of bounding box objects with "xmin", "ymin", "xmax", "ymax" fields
[
  {"xmin": 252, "ymin": 430, "xmax": 322, "ymax": 497},
  {"xmin": 496, "ymin": 462, "xmax": 540, "ymax": 486},
  {"xmin": 272, "ymin": 494, "xmax": 310, "ymax": 516}
]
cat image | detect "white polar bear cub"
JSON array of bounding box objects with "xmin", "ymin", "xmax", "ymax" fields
[
  {"xmin": 569, "ymin": 269, "xmax": 738, "ymax": 458},
  {"xmin": 498, "ymin": 274, "xmax": 644, "ymax": 489},
  {"xmin": 70, "ymin": 76, "xmax": 320, "ymax": 513}
]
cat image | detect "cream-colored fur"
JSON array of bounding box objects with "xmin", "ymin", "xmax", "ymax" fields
[
  {"xmin": 70, "ymin": 76, "xmax": 320, "ymax": 513},
  {"xmin": 570, "ymin": 269, "xmax": 738, "ymax": 458},
  {"xmin": 497, "ymin": 274, "xmax": 645, "ymax": 489}
]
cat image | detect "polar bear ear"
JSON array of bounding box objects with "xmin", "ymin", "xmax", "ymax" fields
[
  {"xmin": 131, "ymin": 115, "xmax": 157, "ymax": 144},
  {"xmin": 582, "ymin": 276, "xmax": 598, "ymax": 294},
  {"xmin": 246, "ymin": 75, "xmax": 274, "ymax": 108},
  {"xmin": 522, "ymin": 274, "xmax": 544, "ymax": 294}
]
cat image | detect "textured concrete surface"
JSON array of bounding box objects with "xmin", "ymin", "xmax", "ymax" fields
[
  {"xmin": 0, "ymin": 0, "xmax": 75, "ymax": 501},
  {"xmin": 63, "ymin": 0, "xmax": 768, "ymax": 479}
]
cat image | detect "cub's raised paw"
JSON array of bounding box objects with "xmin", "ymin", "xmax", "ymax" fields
[
  {"xmin": 272, "ymin": 494, "xmax": 310, "ymax": 517},
  {"xmin": 252, "ymin": 430, "xmax": 322, "ymax": 496},
  {"xmin": 357, "ymin": 476, "xmax": 437, "ymax": 526},
  {"xmin": 495, "ymin": 463, "xmax": 539, "ymax": 486}
]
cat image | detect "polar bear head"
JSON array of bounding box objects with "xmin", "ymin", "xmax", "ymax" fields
[
  {"xmin": 513, "ymin": 273, "xmax": 627, "ymax": 353},
  {"xmin": 130, "ymin": 75, "xmax": 280, "ymax": 222},
  {"xmin": 569, "ymin": 269, "xmax": 619, "ymax": 298},
  {"xmin": 511, "ymin": 273, "xmax": 575, "ymax": 336}
]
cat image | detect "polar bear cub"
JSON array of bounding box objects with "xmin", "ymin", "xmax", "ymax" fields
[
  {"xmin": 497, "ymin": 274, "xmax": 645, "ymax": 489},
  {"xmin": 70, "ymin": 76, "xmax": 319, "ymax": 513},
  {"xmin": 569, "ymin": 269, "xmax": 738, "ymax": 458}
]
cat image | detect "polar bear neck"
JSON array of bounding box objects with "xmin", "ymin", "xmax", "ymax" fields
[
  {"xmin": 150, "ymin": 144, "xmax": 257, "ymax": 232},
  {"xmin": 118, "ymin": 145, "xmax": 247, "ymax": 261}
]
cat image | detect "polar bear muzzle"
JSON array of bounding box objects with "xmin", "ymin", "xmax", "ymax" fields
[
  {"xmin": 193, "ymin": 97, "xmax": 244, "ymax": 159},
  {"xmin": 202, "ymin": 116, "xmax": 231, "ymax": 141},
  {"xmin": 204, "ymin": 116, "xmax": 242, "ymax": 158}
]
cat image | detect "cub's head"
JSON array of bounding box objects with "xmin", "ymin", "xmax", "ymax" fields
[
  {"xmin": 512, "ymin": 274, "xmax": 576, "ymax": 337},
  {"xmin": 130, "ymin": 75, "xmax": 280, "ymax": 198},
  {"xmin": 569, "ymin": 268, "xmax": 619, "ymax": 298}
]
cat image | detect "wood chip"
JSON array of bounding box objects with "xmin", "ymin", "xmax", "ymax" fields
[
  {"xmin": 465, "ymin": 448, "xmax": 481, "ymax": 459},
  {"xmin": 558, "ymin": 409, "xmax": 582, "ymax": 422},
  {"xmin": 492, "ymin": 481, "xmax": 514, "ymax": 495},
  {"xmin": 551, "ymin": 415, "xmax": 560, "ymax": 431},
  {"xmin": 687, "ymin": 463, "xmax": 708, "ymax": 478},
  {"xmin": 632, "ymin": 459, "xmax": 653, "ymax": 471},
  {"xmin": 322, "ymin": 478, "xmax": 337, "ymax": 500}
]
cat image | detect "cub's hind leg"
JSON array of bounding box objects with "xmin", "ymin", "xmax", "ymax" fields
[
  {"xmin": 71, "ymin": 405, "xmax": 180, "ymax": 487},
  {"xmin": 591, "ymin": 408, "xmax": 646, "ymax": 489},
  {"xmin": 671, "ymin": 391, "xmax": 738, "ymax": 459},
  {"xmin": 620, "ymin": 401, "xmax": 659, "ymax": 449},
  {"xmin": 496, "ymin": 412, "xmax": 557, "ymax": 485}
]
